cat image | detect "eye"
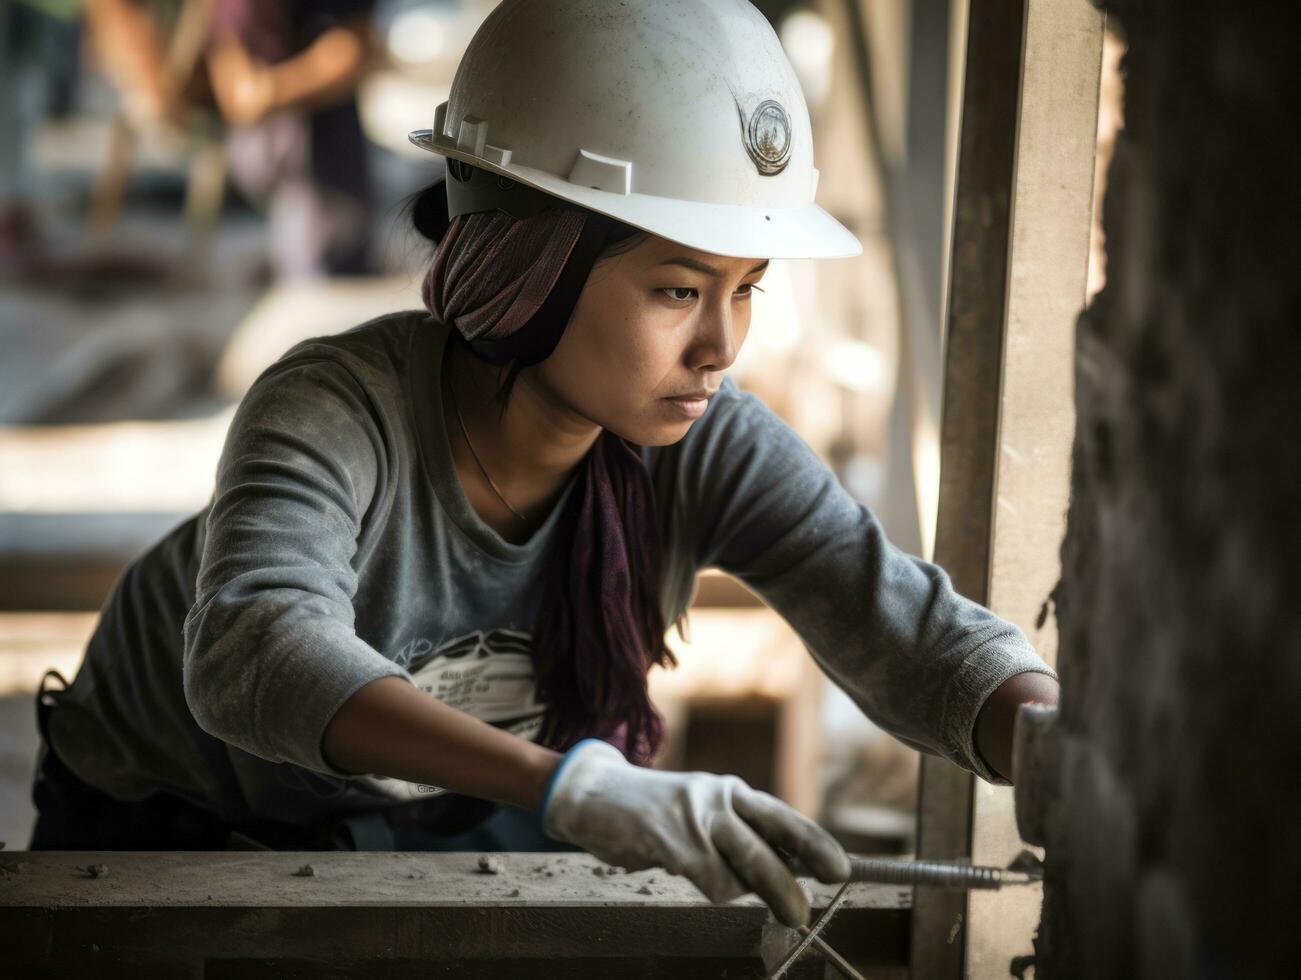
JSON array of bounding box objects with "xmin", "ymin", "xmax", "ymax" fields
[
  {"xmin": 659, "ymin": 287, "xmax": 698, "ymax": 302},
  {"xmin": 655, "ymin": 282, "xmax": 764, "ymax": 301}
]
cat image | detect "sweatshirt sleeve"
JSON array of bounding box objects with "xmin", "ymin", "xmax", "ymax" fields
[
  {"xmin": 183, "ymin": 355, "xmax": 412, "ymax": 777},
  {"xmin": 673, "ymin": 378, "xmax": 1056, "ymax": 785}
]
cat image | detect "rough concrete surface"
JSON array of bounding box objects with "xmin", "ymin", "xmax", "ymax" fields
[
  {"xmin": 1040, "ymin": 1, "xmax": 1301, "ymax": 977},
  {"xmin": 0, "ymin": 851, "xmax": 912, "ymax": 977},
  {"xmin": 0, "ymin": 850, "xmax": 910, "ymax": 909}
]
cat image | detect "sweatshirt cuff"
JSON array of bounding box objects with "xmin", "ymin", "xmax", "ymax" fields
[{"xmin": 945, "ymin": 627, "xmax": 1057, "ymax": 785}]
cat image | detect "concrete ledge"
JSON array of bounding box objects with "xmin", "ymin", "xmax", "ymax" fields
[{"xmin": 0, "ymin": 851, "xmax": 910, "ymax": 977}]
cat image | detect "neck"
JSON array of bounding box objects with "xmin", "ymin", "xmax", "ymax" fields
[{"xmin": 444, "ymin": 339, "xmax": 600, "ymax": 517}]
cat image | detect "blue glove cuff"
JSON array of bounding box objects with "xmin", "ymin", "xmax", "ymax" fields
[{"xmin": 539, "ymin": 737, "xmax": 605, "ymax": 825}]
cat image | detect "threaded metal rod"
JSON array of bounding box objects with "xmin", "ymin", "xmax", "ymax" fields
[{"xmin": 848, "ymin": 857, "xmax": 1037, "ymax": 890}]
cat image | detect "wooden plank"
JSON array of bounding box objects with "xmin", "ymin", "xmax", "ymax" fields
[
  {"xmin": 965, "ymin": 0, "xmax": 1103, "ymax": 976},
  {"xmin": 915, "ymin": 0, "xmax": 1102, "ymax": 971}
]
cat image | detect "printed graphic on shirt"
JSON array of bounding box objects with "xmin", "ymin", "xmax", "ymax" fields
[{"xmin": 357, "ymin": 627, "xmax": 546, "ymax": 802}]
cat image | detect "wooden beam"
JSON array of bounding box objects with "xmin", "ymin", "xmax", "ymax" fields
[
  {"xmin": 912, "ymin": 0, "xmax": 1103, "ymax": 976},
  {"xmin": 912, "ymin": 0, "xmax": 1028, "ymax": 974},
  {"xmin": 965, "ymin": 0, "xmax": 1102, "ymax": 975}
]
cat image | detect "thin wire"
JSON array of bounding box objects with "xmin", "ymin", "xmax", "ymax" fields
[
  {"xmin": 769, "ymin": 880, "xmax": 855, "ymax": 979},
  {"xmin": 798, "ymin": 926, "xmax": 868, "ymax": 980},
  {"xmin": 450, "ymin": 370, "xmax": 529, "ymax": 522}
]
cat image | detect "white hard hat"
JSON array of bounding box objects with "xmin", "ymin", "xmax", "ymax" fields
[{"xmin": 408, "ymin": 0, "xmax": 861, "ymax": 260}]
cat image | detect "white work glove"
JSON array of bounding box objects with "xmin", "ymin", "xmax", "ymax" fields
[{"xmin": 541, "ymin": 738, "xmax": 851, "ymax": 927}]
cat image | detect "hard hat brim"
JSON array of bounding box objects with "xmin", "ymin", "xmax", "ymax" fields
[{"xmin": 409, "ymin": 131, "xmax": 862, "ymax": 261}]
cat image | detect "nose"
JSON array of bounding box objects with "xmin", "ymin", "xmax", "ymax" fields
[{"xmin": 688, "ymin": 303, "xmax": 740, "ymax": 373}]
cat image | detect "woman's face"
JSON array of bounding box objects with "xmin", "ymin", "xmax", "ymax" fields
[{"xmin": 531, "ymin": 234, "xmax": 769, "ymax": 446}]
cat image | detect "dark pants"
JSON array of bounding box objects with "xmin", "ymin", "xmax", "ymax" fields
[{"xmin": 29, "ymin": 671, "xmax": 577, "ymax": 853}]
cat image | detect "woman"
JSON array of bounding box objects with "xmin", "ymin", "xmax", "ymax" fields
[{"xmin": 29, "ymin": 0, "xmax": 1057, "ymax": 930}]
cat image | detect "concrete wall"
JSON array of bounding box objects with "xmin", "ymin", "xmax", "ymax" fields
[{"xmin": 1040, "ymin": 2, "xmax": 1300, "ymax": 976}]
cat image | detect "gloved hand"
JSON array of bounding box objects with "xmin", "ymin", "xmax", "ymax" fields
[{"xmin": 541, "ymin": 738, "xmax": 851, "ymax": 927}]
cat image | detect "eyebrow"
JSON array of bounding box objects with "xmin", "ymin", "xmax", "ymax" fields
[{"xmin": 653, "ymin": 257, "xmax": 770, "ymax": 279}]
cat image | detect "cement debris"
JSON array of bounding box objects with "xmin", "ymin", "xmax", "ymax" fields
[
  {"xmin": 1, "ymin": 861, "xmax": 24, "ymax": 874},
  {"xmin": 636, "ymin": 885, "xmax": 655, "ymax": 895},
  {"xmin": 79, "ymin": 864, "xmax": 109, "ymax": 879},
  {"xmin": 291, "ymin": 864, "xmax": 317, "ymax": 878},
  {"xmin": 476, "ymin": 856, "xmax": 502, "ymax": 875},
  {"xmin": 507, "ymin": 888, "xmax": 521, "ymax": 897}
]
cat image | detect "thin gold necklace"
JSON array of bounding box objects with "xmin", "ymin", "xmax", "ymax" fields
[{"xmin": 449, "ymin": 371, "xmax": 529, "ymax": 523}]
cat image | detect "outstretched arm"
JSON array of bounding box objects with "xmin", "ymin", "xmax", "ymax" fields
[{"xmin": 664, "ymin": 378, "xmax": 1059, "ymax": 785}]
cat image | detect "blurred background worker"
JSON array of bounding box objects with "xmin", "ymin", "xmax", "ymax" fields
[
  {"xmin": 83, "ymin": 0, "xmax": 376, "ymax": 279},
  {"xmin": 205, "ymin": 0, "xmax": 376, "ymax": 278}
]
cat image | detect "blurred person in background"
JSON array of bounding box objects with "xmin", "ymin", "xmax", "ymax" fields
[
  {"xmin": 83, "ymin": 0, "xmax": 377, "ymax": 278},
  {"xmin": 205, "ymin": 0, "xmax": 377, "ymax": 278}
]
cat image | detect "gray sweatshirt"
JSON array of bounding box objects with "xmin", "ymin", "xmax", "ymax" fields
[{"xmin": 48, "ymin": 312, "xmax": 1055, "ymax": 828}]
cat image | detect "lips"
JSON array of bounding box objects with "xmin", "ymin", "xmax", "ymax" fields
[{"xmin": 663, "ymin": 392, "xmax": 714, "ymax": 420}]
